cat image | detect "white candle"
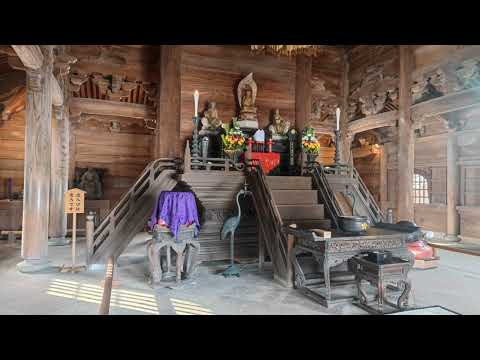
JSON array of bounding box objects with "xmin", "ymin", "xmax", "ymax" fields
[
  {"xmin": 336, "ymin": 107, "xmax": 341, "ymax": 131},
  {"xmin": 194, "ymin": 90, "xmax": 199, "ymax": 117}
]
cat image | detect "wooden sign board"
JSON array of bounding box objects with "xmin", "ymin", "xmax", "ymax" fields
[{"xmin": 65, "ymin": 188, "xmax": 85, "ymax": 214}]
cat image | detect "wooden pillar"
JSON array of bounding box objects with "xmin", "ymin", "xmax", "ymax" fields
[
  {"xmin": 446, "ymin": 128, "xmax": 460, "ymax": 240},
  {"xmin": 396, "ymin": 45, "xmax": 414, "ymax": 222},
  {"xmin": 295, "ymin": 55, "xmax": 312, "ymax": 132},
  {"xmin": 340, "ymin": 52, "xmax": 352, "ymax": 163},
  {"xmin": 17, "ymin": 46, "xmax": 54, "ymax": 272},
  {"xmin": 379, "ymin": 144, "xmax": 387, "ymax": 212},
  {"xmin": 48, "ymin": 49, "xmax": 75, "ymax": 246},
  {"xmin": 154, "ymin": 45, "xmax": 182, "ymax": 159},
  {"xmin": 48, "ymin": 105, "xmax": 69, "ymax": 245}
]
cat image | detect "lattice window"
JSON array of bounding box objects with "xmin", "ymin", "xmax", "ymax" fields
[{"xmin": 413, "ymin": 173, "xmax": 430, "ymax": 204}]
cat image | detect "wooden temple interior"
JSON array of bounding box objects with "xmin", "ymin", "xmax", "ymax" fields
[{"xmin": 1, "ymin": 44, "xmax": 479, "ymax": 314}]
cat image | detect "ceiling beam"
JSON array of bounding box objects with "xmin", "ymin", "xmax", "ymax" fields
[
  {"xmin": 411, "ymin": 86, "xmax": 480, "ymax": 123},
  {"xmin": 347, "ymin": 110, "xmax": 398, "ymax": 136},
  {"xmin": 70, "ymin": 97, "xmax": 155, "ymax": 120}
]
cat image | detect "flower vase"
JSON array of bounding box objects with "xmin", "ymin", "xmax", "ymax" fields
[
  {"xmin": 224, "ymin": 149, "xmax": 242, "ymax": 164},
  {"xmin": 306, "ymin": 153, "xmax": 318, "ymax": 165}
]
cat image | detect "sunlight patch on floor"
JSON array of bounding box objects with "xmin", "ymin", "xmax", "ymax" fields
[
  {"xmin": 170, "ymin": 298, "xmax": 215, "ymax": 315},
  {"xmin": 46, "ymin": 279, "xmax": 159, "ymax": 314}
]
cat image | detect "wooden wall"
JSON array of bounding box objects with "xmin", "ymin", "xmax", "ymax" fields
[
  {"xmin": 180, "ymin": 45, "xmax": 297, "ymax": 149},
  {"xmin": 67, "ymin": 45, "xmax": 160, "ymax": 206},
  {"xmin": 0, "ymin": 110, "xmax": 25, "ymax": 198},
  {"xmin": 71, "ymin": 115, "xmax": 154, "ymax": 205}
]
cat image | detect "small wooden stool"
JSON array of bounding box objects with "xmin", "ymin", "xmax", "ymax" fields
[{"xmin": 351, "ymin": 253, "xmax": 412, "ymax": 314}]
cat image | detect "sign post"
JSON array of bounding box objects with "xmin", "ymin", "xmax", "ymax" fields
[{"xmin": 61, "ymin": 188, "xmax": 87, "ymax": 273}]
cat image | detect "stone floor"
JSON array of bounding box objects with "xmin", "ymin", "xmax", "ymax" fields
[{"xmin": 0, "ymin": 235, "xmax": 478, "ymax": 315}]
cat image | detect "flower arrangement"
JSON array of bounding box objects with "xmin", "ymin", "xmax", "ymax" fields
[
  {"xmin": 301, "ymin": 126, "xmax": 320, "ymax": 154},
  {"xmin": 221, "ymin": 122, "xmax": 246, "ymax": 151}
]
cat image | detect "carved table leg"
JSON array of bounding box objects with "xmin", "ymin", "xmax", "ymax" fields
[
  {"xmin": 184, "ymin": 241, "xmax": 200, "ymax": 278},
  {"xmin": 291, "ymin": 247, "xmax": 306, "ymax": 288},
  {"xmin": 357, "ymin": 277, "xmax": 368, "ymax": 305},
  {"xmin": 166, "ymin": 245, "xmax": 171, "ymax": 274},
  {"xmin": 397, "ymin": 279, "xmax": 411, "ymax": 309},
  {"xmin": 377, "ymin": 280, "xmax": 386, "ymax": 312},
  {"xmin": 176, "ymin": 251, "xmax": 184, "ymax": 283},
  {"xmin": 324, "ymin": 259, "xmax": 332, "ymax": 301},
  {"xmin": 147, "ymin": 241, "xmax": 163, "ymax": 284}
]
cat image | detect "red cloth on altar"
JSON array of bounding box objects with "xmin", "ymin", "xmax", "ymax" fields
[{"xmin": 246, "ymin": 152, "xmax": 280, "ymax": 174}]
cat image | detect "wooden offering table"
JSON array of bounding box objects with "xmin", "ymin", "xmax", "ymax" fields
[
  {"xmin": 287, "ymin": 225, "xmax": 414, "ymax": 308},
  {"xmin": 147, "ymin": 191, "xmax": 201, "ymax": 285},
  {"xmin": 147, "ymin": 224, "xmax": 200, "ymax": 284}
]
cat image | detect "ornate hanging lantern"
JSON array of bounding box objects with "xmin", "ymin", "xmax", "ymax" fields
[{"xmin": 250, "ymin": 45, "xmax": 323, "ymax": 57}]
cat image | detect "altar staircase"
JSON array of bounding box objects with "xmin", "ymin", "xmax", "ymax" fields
[
  {"xmin": 88, "ymin": 158, "xmax": 180, "ymax": 265},
  {"xmin": 249, "ymin": 162, "xmax": 330, "ymax": 287},
  {"xmin": 309, "ymin": 164, "xmax": 384, "ymax": 225}
]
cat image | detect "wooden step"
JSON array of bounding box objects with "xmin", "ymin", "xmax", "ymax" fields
[
  {"xmin": 266, "ymin": 176, "xmax": 312, "ymax": 190},
  {"xmin": 272, "ymin": 190, "xmax": 318, "ymax": 205},
  {"xmin": 278, "ymin": 204, "xmax": 324, "ymax": 221},
  {"xmin": 283, "ymin": 219, "xmax": 332, "ymax": 229}
]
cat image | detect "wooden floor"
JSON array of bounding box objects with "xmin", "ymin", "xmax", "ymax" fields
[{"xmin": 428, "ymin": 241, "xmax": 480, "ymax": 257}]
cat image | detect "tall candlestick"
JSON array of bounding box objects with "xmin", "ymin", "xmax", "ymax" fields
[
  {"xmin": 336, "ymin": 107, "xmax": 341, "ymax": 131},
  {"xmin": 194, "ymin": 90, "xmax": 199, "ymax": 117}
]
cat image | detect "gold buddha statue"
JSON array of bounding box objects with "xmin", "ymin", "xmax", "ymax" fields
[
  {"xmin": 200, "ymin": 102, "xmax": 222, "ymax": 133},
  {"xmin": 269, "ymin": 109, "xmax": 290, "ymax": 139},
  {"xmin": 236, "ymin": 73, "xmax": 259, "ymax": 128}
]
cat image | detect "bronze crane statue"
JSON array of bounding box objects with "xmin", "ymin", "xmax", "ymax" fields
[{"xmin": 221, "ymin": 181, "xmax": 251, "ymax": 277}]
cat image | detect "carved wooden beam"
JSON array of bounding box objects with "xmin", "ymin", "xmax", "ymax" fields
[
  {"xmin": 11, "ymin": 45, "xmax": 44, "ymax": 70},
  {"xmin": 412, "ymin": 45, "xmax": 480, "ymax": 79},
  {"xmin": 12, "ymin": 45, "xmax": 64, "ymax": 106},
  {"xmin": 347, "ymin": 110, "xmax": 398, "ymax": 136},
  {"xmin": 315, "ymin": 125, "xmax": 335, "ymax": 137},
  {"xmin": 51, "ymin": 75, "xmax": 63, "ymax": 106},
  {"xmin": 0, "ymin": 45, "xmax": 17, "ymax": 57},
  {"xmin": 7, "ymin": 56, "xmax": 26, "ymax": 71},
  {"xmin": 411, "ymin": 86, "xmax": 480, "ymax": 123},
  {"xmin": 70, "ymin": 97, "xmax": 155, "ymax": 119}
]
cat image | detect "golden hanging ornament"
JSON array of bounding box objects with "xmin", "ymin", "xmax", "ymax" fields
[{"xmin": 250, "ymin": 45, "xmax": 323, "ymax": 57}]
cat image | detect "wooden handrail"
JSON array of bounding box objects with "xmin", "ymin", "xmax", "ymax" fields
[
  {"xmin": 91, "ymin": 158, "xmax": 180, "ymax": 264},
  {"xmin": 309, "ymin": 164, "xmax": 342, "ymax": 229},
  {"xmin": 248, "ymin": 159, "xmax": 290, "ymax": 284},
  {"xmin": 308, "ymin": 163, "xmax": 384, "ymax": 226},
  {"xmin": 99, "ymin": 257, "xmax": 115, "ymax": 315}
]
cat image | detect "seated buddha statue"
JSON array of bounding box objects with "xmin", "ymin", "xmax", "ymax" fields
[
  {"xmin": 200, "ymin": 102, "xmax": 222, "ymax": 134},
  {"xmin": 268, "ymin": 109, "xmax": 290, "ymax": 140},
  {"xmin": 79, "ymin": 167, "xmax": 103, "ymax": 200}
]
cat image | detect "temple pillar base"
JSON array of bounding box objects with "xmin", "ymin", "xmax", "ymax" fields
[
  {"xmin": 48, "ymin": 236, "xmax": 71, "ymax": 246},
  {"xmin": 17, "ymin": 258, "xmax": 53, "ymax": 273},
  {"xmin": 444, "ymin": 234, "xmax": 460, "ymax": 242}
]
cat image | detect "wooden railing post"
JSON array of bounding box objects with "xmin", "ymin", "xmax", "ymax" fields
[
  {"xmin": 99, "ymin": 256, "xmax": 115, "ymax": 315},
  {"xmin": 85, "ymin": 211, "xmax": 95, "ymax": 265},
  {"xmin": 246, "ymin": 138, "xmax": 253, "ymax": 171},
  {"xmin": 184, "ymin": 141, "xmax": 191, "ymax": 173}
]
